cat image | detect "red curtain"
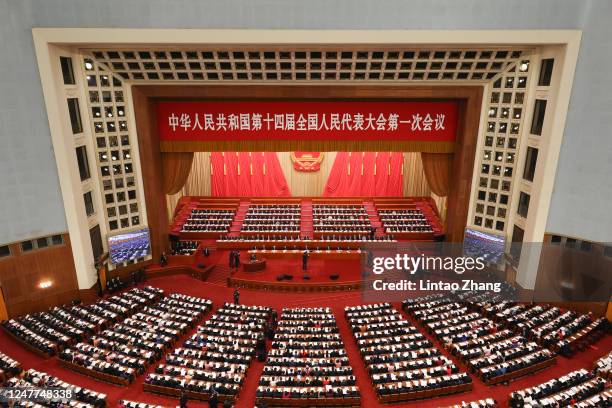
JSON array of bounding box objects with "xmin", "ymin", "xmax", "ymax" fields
[
  {"xmin": 421, "ymin": 152, "xmax": 453, "ymax": 196},
  {"xmin": 323, "ymin": 152, "xmax": 349, "ymax": 196},
  {"xmin": 210, "ymin": 152, "xmax": 290, "ymax": 197},
  {"xmin": 161, "ymin": 152, "xmax": 194, "ymax": 194},
  {"xmin": 324, "ymin": 152, "xmax": 404, "ymax": 197}
]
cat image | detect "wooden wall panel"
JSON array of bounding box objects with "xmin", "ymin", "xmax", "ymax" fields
[
  {"xmin": 0, "ymin": 234, "xmax": 79, "ymax": 317},
  {"xmin": 0, "ymin": 287, "xmax": 8, "ymax": 320},
  {"xmin": 445, "ymin": 92, "xmax": 483, "ymax": 242},
  {"xmin": 132, "ymin": 88, "xmax": 171, "ymax": 261}
]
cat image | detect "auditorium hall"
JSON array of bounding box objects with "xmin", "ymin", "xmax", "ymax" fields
[{"xmin": 0, "ymin": 1, "xmax": 611, "ymax": 407}]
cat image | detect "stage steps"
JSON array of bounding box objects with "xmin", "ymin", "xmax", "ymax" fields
[
  {"xmin": 205, "ymin": 263, "xmax": 232, "ymax": 285},
  {"xmin": 170, "ymin": 202, "xmax": 198, "ymax": 234},
  {"xmin": 363, "ymin": 201, "xmax": 385, "ymax": 237},
  {"xmin": 416, "ymin": 200, "xmax": 445, "ymax": 236},
  {"xmin": 228, "ymin": 200, "xmax": 250, "ymax": 237},
  {"xmin": 300, "ymin": 199, "xmax": 313, "ymax": 239}
]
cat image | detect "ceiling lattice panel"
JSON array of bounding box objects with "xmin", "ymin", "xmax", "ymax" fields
[{"xmin": 84, "ymin": 47, "xmax": 532, "ymax": 82}]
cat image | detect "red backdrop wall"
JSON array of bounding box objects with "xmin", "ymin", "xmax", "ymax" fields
[
  {"xmin": 324, "ymin": 152, "xmax": 404, "ymax": 197},
  {"xmin": 210, "ymin": 152, "xmax": 290, "ymax": 197}
]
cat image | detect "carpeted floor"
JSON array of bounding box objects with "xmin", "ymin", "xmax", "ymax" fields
[{"xmin": 1, "ymin": 274, "xmax": 610, "ymax": 408}]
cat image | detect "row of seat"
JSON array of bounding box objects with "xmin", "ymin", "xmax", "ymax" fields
[
  {"xmin": 0, "ymin": 350, "xmax": 22, "ymax": 382},
  {"xmin": 447, "ymin": 399, "xmax": 498, "ymax": 408},
  {"xmin": 181, "ymin": 209, "xmax": 235, "ymax": 232},
  {"xmin": 404, "ymin": 293, "xmax": 555, "ymax": 385},
  {"xmin": 219, "ymin": 235, "xmax": 396, "ymax": 242},
  {"xmin": 345, "ymin": 303, "xmax": 472, "ymax": 402},
  {"xmin": 171, "ymin": 240, "xmax": 199, "ymax": 255},
  {"xmin": 5, "ymin": 368, "xmax": 107, "ymax": 408},
  {"xmin": 144, "ymin": 303, "xmax": 273, "ymax": 402},
  {"xmin": 484, "ymin": 301, "xmax": 608, "ymax": 356},
  {"xmin": 59, "ymin": 291, "xmax": 211, "ymax": 384},
  {"xmin": 594, "ymin": 351, "xmax": 612, "ymax": 379},
  {"xmin": 119, "ymin": 401, "xmax": 164, "ymax": 408},
  {"xmin": 313, "ymin": 205, "xmax": 372, "ymax": 235},
  {"xmin": 379, "ymin": 208, "xmax": 434, "ymax": 233},
  {"xmin": 510, "ymin": 368, "xmax": 610, "ymax": 407},
  {"xmin": 241, "ymin": 204, "xmax": 301, "ymax": 233},
  {"xmin": 1, "ymin": 287, "xmax": 163, "ymax": 357},
  {"xmin": 256, "ymin": 307, "xmax": 360, "ymax": 404}
]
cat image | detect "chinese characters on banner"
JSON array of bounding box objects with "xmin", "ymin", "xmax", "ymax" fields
[{"xmin": 157, "ymin": 101, "xmax": 458, "ymax": 142}]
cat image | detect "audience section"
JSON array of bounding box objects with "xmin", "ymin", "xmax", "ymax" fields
[
  {"xmin": 445, "ymin": 398, "xmax": 498, "ymax": 408},
  {"xmin": 378, "ymin": 208, "xmax": 434, "ymax": 234},
  {"xmin": 241, "ymin": 204, "xmax": 301, "ymax": 236},
  {"xmin": 171, "ymin": 240, "xmax": 200, "ymax": 256},
  {"xmin": 144, "ymin": 303, "xmax": 272, "ymax": 403},
  {"xmin": 59, "ymin": 290, "xmax": 211, "ymax": 385},
  {"xmin": 180, "ymin": 208, "xmax": 236, "ymax": 233},
  {"xmin": 5, "ymin": 368, "xmax": 107, "ymax": 407},
  {"xmin": 119, "ymin": 401, "xmax": 164, "ymax": 408},
  {"xmin": 509, "ymin": 368, "xmax": 610, "ymax": 407},
  {"xmin": 1, "ymin": 287, "xmax": 162, "ymax": 358},
  {"xmin": 256, "ymin": 307, "xmax": 360, "ymax": 405},
  {"xmin": 594, "ymin": 351, "xmax": 612, "ymax": 379},
  {"xmin": 313, "ymin": 204, "xmax": 373, "ymax": 237},
  {"xmin": 345, "ymin": 303, "xmax": 472, "ymax": 403},
  {"xmin": 174, "ymin": 197, "xmax": 442, "ymax": 242},
  {"xmin": 404, "ymin": 293, "xmax": 556, "ymax": 385},
  {"xmin": 485, "ymin": 302, "xmax": 608, "ymax": 356},
  {"xmin": 0, "ymin": 351, "xmax": 22, "ymax": 382}
]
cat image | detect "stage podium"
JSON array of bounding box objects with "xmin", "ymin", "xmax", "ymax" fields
[{"xmin": 243, "ymin": 258, "xmax": 266, "ymax": 272}]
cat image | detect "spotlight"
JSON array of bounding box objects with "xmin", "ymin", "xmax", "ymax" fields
[
  {"xmin": 85, "ymin": 61, "xmax": 93, "ymax": 70},
  {"xmin": 39, "ymin": 280, "xmax": 52, "ymax": 289},
  {"xmin": 519, "ymin": 62, "xmax": 529, "ymax": 72}
]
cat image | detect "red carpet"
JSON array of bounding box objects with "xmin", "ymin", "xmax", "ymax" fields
[
  {"xmin": 363, "ymin": 201, "xmax": 385, "ymax": 236},
  {"xmin": 1, "ymin": 274, "xmax": 610, "ymax": 408},
  {"xmin": 300, "ymin": 199, "xmax": 313, "ymax": 239},
  {"xmin": 228, "ymin": 200, "xmax": 250, "ymax": 237}
]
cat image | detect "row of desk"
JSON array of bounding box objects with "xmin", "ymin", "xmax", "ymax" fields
[
  {"xmin": 217, "ymin": 239, "xmax": 396, "ymax": 250},
  {"xmin": 246, "ymin": 249, "xmax": 362, "ymax": 261}
]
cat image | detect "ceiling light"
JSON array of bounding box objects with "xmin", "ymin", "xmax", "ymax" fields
[{"xmin": 39, "ymin": 280, "xmax": 52, "ymax": 289}]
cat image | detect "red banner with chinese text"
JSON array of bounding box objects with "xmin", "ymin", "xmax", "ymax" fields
[{"xmin": 157, "ymin": 101, "xmax": 458, "ymax": 144}]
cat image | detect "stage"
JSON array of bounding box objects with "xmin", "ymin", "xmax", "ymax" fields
[
  {"xmin": 170, "ymin": 196, "xmax": 445, "ymax": 241},
  {"xmin": 228, "ymin": 252, "xmax": 364, "ymax": 292},
  {"xmin": 162, "ymin": 195, "xmax": 446, "ymax": 292}
]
